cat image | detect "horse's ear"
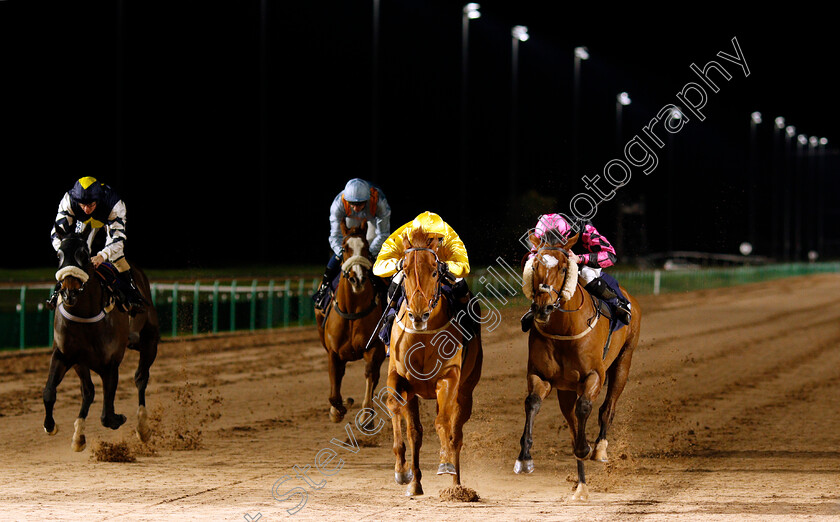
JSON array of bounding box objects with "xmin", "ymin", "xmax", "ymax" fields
[
  {"xmin": 528, "ymin": 232, "xmax": 541, "ymax": 249},
  {"xmin": 359, "ymin": 218, "xmax": 367, "ymax": 232},
  {"xmin": 401, "ymin": 230, "xmax": 412, "ymax": 248},
  {"xmin": 340, "ymin": 221, "xmax": 349, "ymax": 237},
  {"xmin": 565, "ymin": 232, "xmax": 580, "ymax": 249}
]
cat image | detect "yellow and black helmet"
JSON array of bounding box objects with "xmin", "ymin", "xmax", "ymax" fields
[{"xmin": 69, "ymin": 177, "xmax": 103, "ymax": 205}]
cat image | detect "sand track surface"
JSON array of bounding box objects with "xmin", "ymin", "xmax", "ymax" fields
[{"xmin": 1, "ymin": 274, "xmax": 839, "ymax": 521}]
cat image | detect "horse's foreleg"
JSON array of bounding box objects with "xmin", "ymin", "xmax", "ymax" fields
[
  {"xmin": 434, "ymin": 368, "xmax": 459, "ymax": 480},
  {"xmin": 100, "ymin": 363, "xmax": 126, "ymax": 430},
  {"xmin": 328, "ymin": 352, "xmax": 348, "ymax": 423},
  {"xmin": 514, "ymin": 373, "xmax": 552, "ymax": 474},
  {"xmin": 360, "ymin": 346, "xmax": 384, "ymax": 428},
  {"xmin": 387, "ymin": 375, "xmax": 411, "ymax": 485},
  {"xmin": 594, "ymin": 346, "xmax": 635, "ymax": 462},
  {"xmin": 134, "ymin": 331, "xmax": 158, "ymax": 443},
  {"xmin": 71, "ymin": 365, "xmax": 95, "ymax": 451},
  {"xmin": 557, "ymin": 390, "xmax": 588, "ymax": 500},
  {"xmin": 404, "ymin": 396, "xmax": 424, "ymax": 496},
  {"xmin": 574, "ymin": 371, "xmax": 601, "ymax": 460},
  {"xmin": 43, "ymin": 349, "xmax": 71, "ymax": 436},
  {"xmin": 449, "ymin": 383, "xmax": 475, "ymax": 486}
]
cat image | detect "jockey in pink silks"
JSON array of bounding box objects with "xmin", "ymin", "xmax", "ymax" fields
[{"xmin": 521, "ymin": 213, "xmax": 631, "ymax": 331}]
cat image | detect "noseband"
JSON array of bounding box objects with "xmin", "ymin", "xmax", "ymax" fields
[
  {"xmin": 403, "ymin": 247, "xmax": 442, "ymax": 316},
  {"xmin": 530, "ymin": 246, "xmax": 583, "ymax": 313}
]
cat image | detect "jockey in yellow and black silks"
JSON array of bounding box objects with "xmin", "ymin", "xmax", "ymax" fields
[
  {"xmin": 47, "ymin": 177, "xmax": 145, "ymax": 314},
  {"xmin": 373, "ymin": 211, "xmax": 474, "ymax": 351}
]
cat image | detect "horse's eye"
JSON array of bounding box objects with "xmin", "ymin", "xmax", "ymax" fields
[{"xmin": 432, "ymin": 271, "xmax": 437, "ymax": 278}]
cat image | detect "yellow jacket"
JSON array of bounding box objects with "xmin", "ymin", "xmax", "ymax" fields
[{"xmin": 373, "ymin": 216, "xmax": 470, "ymax": 278}]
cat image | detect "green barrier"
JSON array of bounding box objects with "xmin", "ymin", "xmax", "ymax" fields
[{"xmin": 4, "ymin": 264, "xmax": 840, "ymax": 351}]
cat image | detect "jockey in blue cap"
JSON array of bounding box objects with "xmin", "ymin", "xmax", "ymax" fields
[
  {"xmin": 47, "ymin": 177, "xmax": 146, "ymax": 314},
  {"xmin": 312, "ymin": 178, "xmax": 392, "ymax": 309}
]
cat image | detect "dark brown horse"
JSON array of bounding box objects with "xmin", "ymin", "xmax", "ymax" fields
[
  {"xmin": 514, "ymin": 231, "xmax": 642, "ymax": 501},
  {"xmin": 315, "ymin": 221, "xmax": 386, "ymax": 424},
  {"xmin": 44, "ymin": 233, "xmax": 159, "ymax": 451},
  {"xmin": 385, "ymin": 226, "xmax": 483, "ymax": 496}
]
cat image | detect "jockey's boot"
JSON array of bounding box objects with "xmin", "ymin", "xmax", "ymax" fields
[
  {"xmin": 451, "ymin": 279, "xmax": 477, "ymax": 341},
  {"xmin": 46, "ymin": 281, "xmax": 62, "ymax": 310},
  {"xmin": 312, "ymin": 263, "xmax": 341, "ymax": 311},
  {"xmin": 118, "ymin": 271, "xmax": 147, "ymax": 317},
  {"xmin": 584, "ymin": 277, "xmax": 631, "ymax": 324},
  {"xmin": 378, "ymin": 275, "xmax": 405, "ymax": 356},
  {"xmin": 520, "ymin": 307, "xmax": 535, "ymax": 332}
]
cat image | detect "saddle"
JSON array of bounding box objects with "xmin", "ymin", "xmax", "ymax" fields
[
  {"xmin": 583, "ymin": 273, "xmax": 628, "ymax": 359},
  {"xmin": 94, "ymin": 262, "xmax": 130, "ymax": 313}
]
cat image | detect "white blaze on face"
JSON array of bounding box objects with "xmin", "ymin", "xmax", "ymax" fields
[{"xmin": 344, "ymin": 237, "xmax": 367, "ymax": 292}]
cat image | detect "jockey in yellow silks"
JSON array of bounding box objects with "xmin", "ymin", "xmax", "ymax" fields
[
  {"xmin": 373, "ymin": 211, "xmax": 473, "ymax": 351},
  {"xmin": 373, "ymin": 211, "xmax": 470, "ymax": 279}
]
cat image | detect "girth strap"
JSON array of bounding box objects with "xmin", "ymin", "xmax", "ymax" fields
[{"xmin": 332, "ymin": 297, "xmax": 378, "ymax": 320}]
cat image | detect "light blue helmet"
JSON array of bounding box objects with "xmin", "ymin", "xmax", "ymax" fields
[{"xmin": 343, "ymin": 178, "xmax": 371, "ymax": 203}]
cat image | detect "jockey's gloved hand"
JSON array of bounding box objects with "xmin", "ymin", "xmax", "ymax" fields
[{"xmin": 438, "ymin": 261, "xmax": 453, "ymax": 281}]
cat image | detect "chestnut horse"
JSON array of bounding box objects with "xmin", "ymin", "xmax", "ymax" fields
[
  {"xmin": 44, "ymin": 232, "xmax": 159, "ymax": 451},
  {"xmin": 514, "ymin": 231, "xmax": 641, "ymax": 501},
  {"xmin": 385, "ymin": 227, "xmax": 483, "ymax": 496},
  {"xmin": 315, "ymin": 221, "xmax": 387, "ymax": 424}
]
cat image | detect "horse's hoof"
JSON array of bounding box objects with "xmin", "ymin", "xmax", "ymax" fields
[
  {"xmin": 574, "ymin": 444, "xmax": 593, "ymax": 461},
  {"xmin": 71, "ymin": 435, "xmax": 86, "ymax": 452},
  {"xmin": 437, "ymin": 463, "xmax": 456, "ymax": 475},
  {"xmin": 570, "ymin": 482, "xmax": 590, "ymax": 501},
  {"xmin": 102, "ymin": 414, "xmax": 127, "ymax": 430},
  {"xmin": 513, "ymin": 459, "xmax": 534, "ymax": 474},
  {"xmin": 329, "ymin": 406, "xmax": 345, "ymax": 423},
  {"xmin": 592, "ymin": 439, "xmax": 608, "ymax": 462},
  {"xmin": 405, "ymin": 481, "xmax": 424, "ymax": 496},
  {"xmin": 395, "ymin": 469, "xmax": 413, "ymax": 485},
  {"xmin": 45, "ymin": 424, "xmax": 58, "ymax": 436},
  {"xmin": 136, "ymin": 406, "xmax": 151, "ymax": 443}
]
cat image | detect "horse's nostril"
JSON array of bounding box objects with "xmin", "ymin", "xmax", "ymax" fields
[
  {"xmin": 408, "ymin": 312, "xmax": 414, "ymax": 321},
  {"xmin": 422, "ymin": 312, "xmax": 430, "ymax": 322}
]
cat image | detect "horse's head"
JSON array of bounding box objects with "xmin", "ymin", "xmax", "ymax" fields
[
  {"xmin": 524, "ymin": 230, "xmax": 578, "ymax": 324},
  {"xmin": 340, "ymin": 220, "xmax": 373, "ymax": 294},
  {"xmin": 55, "ymin": 233, "xmax": 92, "ymax": 307},
  {"xmin": 401, "ymin": 226, "xmax": 443, "ymax": 330}
]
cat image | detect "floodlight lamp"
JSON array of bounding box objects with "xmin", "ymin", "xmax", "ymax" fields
[{"xmin": 512, "ymin": 25, "xmax": 529, "ymax": 41}]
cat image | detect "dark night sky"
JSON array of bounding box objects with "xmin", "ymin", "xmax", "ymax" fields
[{"xmin": 3, "ymin": 1, "xmax": 838, "ymax": 270}]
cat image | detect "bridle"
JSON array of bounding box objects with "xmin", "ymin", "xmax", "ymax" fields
[
  {"xmin": 340, "ymin": 235, "xmax": 373, "ymax": 283},
  {"xmin": 531, "ymin": 246, "xmax": 584, "ymax": 313},
  {"xmin": 403, "ymin": 247, "xmax": 443, "ymax": 317},
  {"xmin": 57, "ymin": 242, "xmax": 91, "ymax": 306}
]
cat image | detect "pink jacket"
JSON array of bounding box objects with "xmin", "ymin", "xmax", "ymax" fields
[{"xmin": 530, "ymin": 214, "xmax": 617, "ymax": 269}]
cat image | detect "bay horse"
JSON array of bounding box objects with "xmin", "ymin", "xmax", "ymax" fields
[
  {"xmin": 514, "ymin": 231, "xmax": 641, "ymax": 501},
  {"xmin": 386, "ymin": 226, "xmax": 483, "ymax": 496},
  {"xmin": 315, "ymin": 221, "xmax": 386, "ymax": 424},
  {"xmin": 44, "ymin": 232, "xmax": 159, "ymax": 451}
]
